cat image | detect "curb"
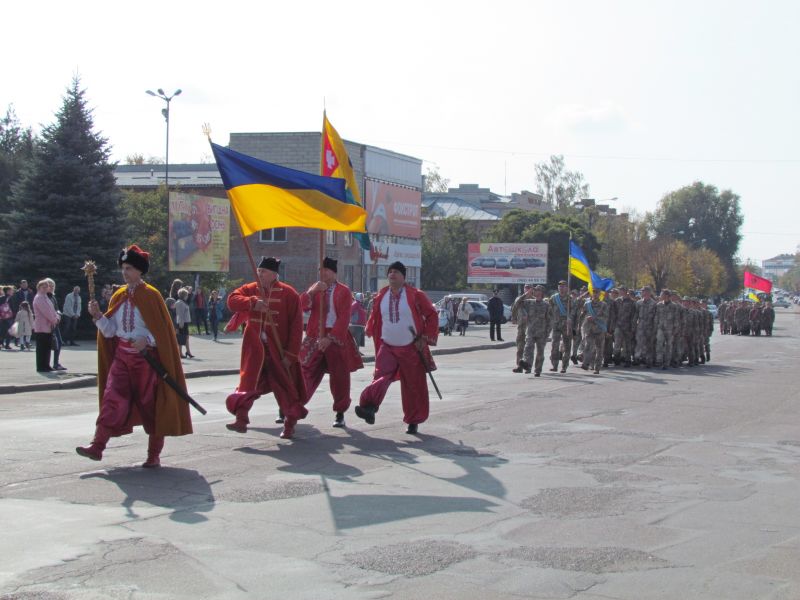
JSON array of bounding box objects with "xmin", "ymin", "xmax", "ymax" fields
[{"xmin": 0, "ymin": 341, "xmax": 516, "ymax": 395}]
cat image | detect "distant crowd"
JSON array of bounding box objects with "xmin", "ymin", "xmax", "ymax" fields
[{"xmin": 717, "ymin": 300, "xmax": 775, "ymax": 336}]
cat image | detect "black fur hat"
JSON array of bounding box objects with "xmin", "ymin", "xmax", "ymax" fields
[
  {"xmin": 258, "ymin": 256, "xmax": 281, "ymax": 272},
  {"xmin": 118, "ymin": 244, "xmax": 149, "ymax": 275},
  {"xmin": 322, "ymin": 257, "xmax": 338, "ymax": 273},
  {"xmin": 387, "ymin": 261, "xmax": 406, "ymax": 278}
]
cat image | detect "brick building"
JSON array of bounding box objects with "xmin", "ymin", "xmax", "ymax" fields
[{"xmin": 115, "ymin": 133, "xmax": 423, "ymax": 293}]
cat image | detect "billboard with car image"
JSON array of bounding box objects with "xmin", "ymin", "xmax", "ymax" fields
[{"xmin": 467, "ymin": 243, "xmax": 547, "ymax": 284}]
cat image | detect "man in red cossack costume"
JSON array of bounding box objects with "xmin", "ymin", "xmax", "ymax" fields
[
  {"xmin": 77, "ymin": 244, "xmax": 192, "ymax": 467},
  {"xmin": 355, "ymin": 261, "xmax": 438, "ymax": 434},
  {"xmin": 299, "ymin": 256, "xmax": 363, "ymax": 428},
  {"xmin": 225, "ymin": 256, "xmax": 307, "ymax": 439}
]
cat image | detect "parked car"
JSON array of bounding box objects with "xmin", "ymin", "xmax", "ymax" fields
[
  {"xmin": 510, "ymin": 257, "xmax": 527, "ymax": 269},
  {"xmin": 467, "ymin": 301, "xmax": 509, "ymax": 325},
  {"xmin": 773, "ymin": 299, "xmax": 790, "ymax": 308},
  {"xmin": 523, "ymin": 257, "xmax": 546, "ymax": 268}
]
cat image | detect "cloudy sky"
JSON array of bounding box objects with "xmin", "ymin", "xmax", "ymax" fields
[{"xmin": 3, "ymin": 0, "xmax": 798, "ymax": 264}]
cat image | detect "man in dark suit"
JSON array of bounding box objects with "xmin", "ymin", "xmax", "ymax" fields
[{"xmin": 487, "ymin": 289, "xmax": 505, "ymax": 341}]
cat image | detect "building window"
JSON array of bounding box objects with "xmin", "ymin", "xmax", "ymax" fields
[
  {"xmin": 259, "ymin": 228, "xmax": 287, "ymax": 243},
  {"xmin": 344, "ymin": 232, "xmax": 353, "ymax": 247},
  {"xmin": 326, "ymin": 230, "xmax": 337, "ymax": 245},
  {"xmin": 344, "ymin": 265, "xmax": 354, "ymax": 289}
]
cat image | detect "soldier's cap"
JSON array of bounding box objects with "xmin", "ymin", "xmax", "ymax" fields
[
  {"xmin": 642, "ymin": 286, "xmax": 653, "ymax": 292},
  {"xmin": 558, "ymin": 280, "xmax": 567, "ymax": 286},
  {"xmin": 661, "ymin": 289, "xmax": 671, "ymax": 295},
  {"xmin": 534, "ymin": 285, "xmax": 545, "ymax": 292},
  {"xmin": 523, "ymin": 283, "xmax": 533, "ymax": 289}
]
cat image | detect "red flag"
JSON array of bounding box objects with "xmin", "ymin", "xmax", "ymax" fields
[{"xmin": 743, "ymin": 271, "xmax": 772, "ymax": 293}]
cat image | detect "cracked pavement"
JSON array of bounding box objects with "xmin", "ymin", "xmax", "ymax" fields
[{"xmin": 1, "ymin": 307, "xmax": 799, "ymax": 599}]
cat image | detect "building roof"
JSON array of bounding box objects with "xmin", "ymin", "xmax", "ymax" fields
[
  {"xmin": 114, "ymin": 163, "xmax": 222, "ymax": 188},
  {"xmin": 763, "ymin": 253, "xmax": 796, "ymax": 263},
  {"xmin": 422, "ymin": 196, "xmax": 499, "ymax": 221}
]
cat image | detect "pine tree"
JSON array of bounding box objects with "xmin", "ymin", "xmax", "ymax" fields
[
  {"xmin": 0, "ymin": 105, "xmax": 35, "ymax": 253},
  {"xmin": 2, "ymin": 77, "xmax": 123, "ymax": 292}
]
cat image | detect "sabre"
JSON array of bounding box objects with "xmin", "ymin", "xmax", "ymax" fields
[
  {"xmin": 137, "ymin": 347, "xmax": 207, "ymax": 415},
  {"xmin": 408, "ymin": 326, "xmax": 442, "ymax": 400}
]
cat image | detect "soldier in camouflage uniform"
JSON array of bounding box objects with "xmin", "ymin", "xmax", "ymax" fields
[
  {"xmin": 655, "ymin": 289, "xmax": 679, "ymax": 369},
  {"xmin": 580, "ymin": 287, "xmax": 610, "ymax": 374},
  {"xmin": 669, "ymin": 292, "xmax": 686, "ymax": 366},
  {"xmin": 572, "ymin": 286, "xmax": 589, "ymax": 363},
  {"xmin": 518, "ymin": 285, "xmax": 551, "ymax": 376},
  {"xmin": 686, "ymin": 298, "xmax": 702, "ymax": 366},
  {"xmin": 700, "ymin": 299, "xmax": 713, "ymax": 362},
  {"xmin": 613, "ymin": 286, "xmax": 637, "ymax": 367},
  {"xmin": 734, "ymin": 301, "xmax": 751, "ymax": 335},
  {"xmin": 548, "ymin": 280, "xmax": 573, "ymax": 373},
  {"xmin": 602, "ymin": 289, "xmax": 619, "ymax": 367},
  {"xmin": 510, "ymin": 284, "xmax": 533, "ymax": 371},
  {"xmin": 569, "ymin": 289, "xmax": 583, "ymax": 364},
  {"xmin": 635, "ymin": 286, "xmax": 657, "ymax": 368},
  {"xmin": 761, "ymin": 301, "xmax": 775, "ymax": 336},
  {"xmin": 749, "ymin": 303, "xmax": 763, "ymax": 336},
  {"xmin": 717, "ymin": 301, "xmax": 728, "ymax": 335}
]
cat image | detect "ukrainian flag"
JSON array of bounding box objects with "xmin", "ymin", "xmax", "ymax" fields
[
  {"xmin": 211, "ymin": 142, "xmax": 367, "ymax": 237},
  {"xmin": 569, "ymin": 240, "xmax": 614, "ymax": 294},
  {"xmin": 321, "ymin": 113, "xmax": 371, "ymax": 251}
]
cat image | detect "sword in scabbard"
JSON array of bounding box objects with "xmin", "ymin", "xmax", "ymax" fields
[
  {"xmin": 408, "ymin": 326, "xmax": 443, "ymax": 400},
  {"xmin": 139, "ymin": 348, "xmax": 207, "ymax": 415}
]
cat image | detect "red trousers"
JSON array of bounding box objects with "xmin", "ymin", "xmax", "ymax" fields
[
  {"xmin": 98, "ymin": 343, "xmax": 159, "ymax": 434},
  {"xmin": 302, "ymin": 342, "xmax": 352, "ymax": 413},
  {"xmin": 226, "ymin": 356, "xmax": 308, "ymax": 423},
  {"xmin": 359, "ymin": 342, "xmax": 429, "ymax": 425}
]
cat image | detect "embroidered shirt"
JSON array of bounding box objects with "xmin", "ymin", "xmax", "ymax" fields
[{"xmin": 380, "ymin": 287, "xmax": 414, "ymax": 346}]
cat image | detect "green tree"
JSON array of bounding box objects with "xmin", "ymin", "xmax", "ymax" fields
[
  {"xmin": 650, "ymin": 182, "xmax": 743, "ymax": 294},
  {"xmin": 1, "ymin": 77, "xmax": 123, "ymax": 290},
  {"xmin": 534, "ymin": 155, "xmax": 590, "ymax": 212},
  {"xmin": 0, "ymin": 105, "xmax": 35, "ymax": 249},
  {"xmin": 421, "ymin": 216, "xmax": 472, "ymax": 289},
  {"xmin": 487, "ymin": 210, "xmax": 599, "ymax": 287},
  {"xmin": 423, "ymin": 166, "xmax": 450, "ymax": 193},
  {"xmin": 120, "ymin": 186, "xmax": 234, "ymax": 295},
  {"xmin": 594, "ymin": 212, "xmax": 648, "ymax": 289}
]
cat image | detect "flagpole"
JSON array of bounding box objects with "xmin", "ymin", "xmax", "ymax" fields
[{"xmin": 319, "ymin": 113, "xmax": 327, "ymax": 339}]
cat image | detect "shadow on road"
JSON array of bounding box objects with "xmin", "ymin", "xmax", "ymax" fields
[{"xmin": 80, "ymin": 467, "xmax": 215, "ymax": 523}]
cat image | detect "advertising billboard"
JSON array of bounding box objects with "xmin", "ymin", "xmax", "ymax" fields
[
  {"xmin": 363, "ymin": 242, "xmax": 422, "ymax": 267},
  {"xmin": 467, "ymin": 243, "xmax": 548, "ymax": 284},
  {"xmin": 168, "ymin": 192, "xmax": 231, "ymax": 272},
  {"xmin": 364, "ymin": 179, "xmax": 421, "ymax": 238}
]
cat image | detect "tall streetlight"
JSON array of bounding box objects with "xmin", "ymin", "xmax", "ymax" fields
[{"xmin": 145, "ymin": 88, "xmax": 182, "ymax": 198}]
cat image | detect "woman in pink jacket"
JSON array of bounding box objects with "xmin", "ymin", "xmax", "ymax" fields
[{"xmin": 33, "ymin": 279, "xmax": 60, "ymax": 372}]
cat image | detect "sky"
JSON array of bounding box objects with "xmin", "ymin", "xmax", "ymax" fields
[{"xmin": 3, "ymin": 0, "xmax": 798, "ymax": 265}]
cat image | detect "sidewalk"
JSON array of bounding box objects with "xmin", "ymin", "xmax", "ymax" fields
[{"xmin": 0, "ymin": 324, "xmax": 515, "ymax": 394}]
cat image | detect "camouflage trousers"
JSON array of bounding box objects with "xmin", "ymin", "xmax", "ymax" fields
[
  {"xmin": 523, "ymin": 335, "xmax": 547, "ymax": 374},
  {"xmin": 515, "ymin": 323, "xmax": 526, "ymax": 365},
  {"xmin": 656, "ymin": 328, "xmax": 675, "ymax": 366},
  {"xmin": 635, "ymin": 327, "xmax": 655, "ymax": 366},
  {"xmin": 614, "ymin": 327, "xmax": 635, "ymax": 365},
  {"xmin": 582, "ymin": 333, "xmax": 605, "ymax": 371},
  {"xmin": 550, "ymin": 328, "xmax": 572, "ymax": 369}
]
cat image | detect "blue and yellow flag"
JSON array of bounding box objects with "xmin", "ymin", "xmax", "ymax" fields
[
  {"xmin": 322, "ymin": 113, "xmax": 371, "ymax": 251},
  {"xmin": 569, "ymin": 240, "xmax": 614, "ymax": 294},
  {"xmin": 210, "ymin": 142, "xmax": 367, "ymax": 237}
]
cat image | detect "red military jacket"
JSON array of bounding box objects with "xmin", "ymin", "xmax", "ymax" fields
[
  {"xmin": 299, "ymin": 281, "xmax": 363, "ymax": 372},
  {"xmin": 227, "ymin": 280, "xmax": 305, "ymax": 400},
  {"xmin": 366, "ymin": 283, "xmax": 439, "ymax": 371}
]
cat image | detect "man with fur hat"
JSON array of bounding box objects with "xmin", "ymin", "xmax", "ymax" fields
[
  {"xmin": 225, "ymin": 257, "xmax": 307, "ymax": 439},
  {"xmin": 299, "ymin": 256, "xmax": 363, "ymax": 428},
  {"xmin": 355, "ymin": 261, "xmax": 438, "ymax": 434},
  {"xmin": 77, "ymin": 244, "xmax": 192, "ymax": 467}
]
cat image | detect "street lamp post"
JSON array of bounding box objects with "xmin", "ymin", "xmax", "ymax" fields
[{"xmin": 145, "ymin": 88, "xmax": 182, "ymax": 198}]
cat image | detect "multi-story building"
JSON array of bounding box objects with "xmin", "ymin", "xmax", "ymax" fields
[
  {"xmin": 762, "ymin": 253, "xmax": 797, "ymax": 282},
  {"xmin": 114, "ymin": 133, "xmax": 423, "ymax": 293}
]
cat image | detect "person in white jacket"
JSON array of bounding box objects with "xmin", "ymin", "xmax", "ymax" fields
[{"xmin": 456, "ymin": 297, "xmax": 473, "ymax": 336}]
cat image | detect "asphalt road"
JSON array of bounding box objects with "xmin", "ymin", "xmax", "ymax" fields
[{"xmin": 1, "ymin": 308, "xmax": 799, "ymax": 599}]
